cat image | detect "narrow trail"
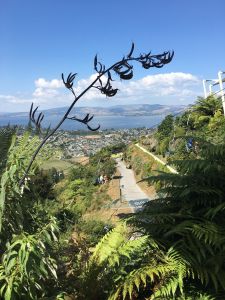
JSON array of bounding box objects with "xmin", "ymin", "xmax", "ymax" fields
[{"xmin": 116, "ymin": 158, "xmax": 151, "ymax": 212}]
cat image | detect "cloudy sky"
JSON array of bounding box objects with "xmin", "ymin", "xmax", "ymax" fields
[{"xmin": 0, "ymin": 0, "xmax": 225, "ymax": 112}]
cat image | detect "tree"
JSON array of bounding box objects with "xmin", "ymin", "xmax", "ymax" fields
[
  {"xmin": 156, "ymin": 114, "xmax": 174, "ymax": 140},
  {"xmin": 155, "ymin": 114, "xmax": 174, "ymax": 155},
  {"xmin": 193, "ymin": 96, "xmax": 222, "ymax": 117}
]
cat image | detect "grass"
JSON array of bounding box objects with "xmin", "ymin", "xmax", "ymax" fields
[
  {"xmin": 111, "ymin": 153, "xmax": 123, "ymax": 158},
  {"xmin": 41, "ymin": 159, "xmax": 74, "ymax": 174},
  {"xmin": 68, "ymin": 156, "xmax": 89, "ymax": 165},
  {"xmin": 41, "ymin": 155, "xmax": 90, "ymax": 176}
]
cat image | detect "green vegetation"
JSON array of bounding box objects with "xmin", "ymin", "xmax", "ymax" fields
[
  {"xmin": 0, "ymin": 127, "xmax": 118, "ymax": 299},
  {"xmin": 1, "ymin": 95, "xmax": 225, "ymax": 299},
  {"xmin": 124, "ymin": 144, "xmax": 168, "ymax": 193},
  {"xmin": 127, "ymin": 140, "xmax": 225, "ymax": 299},
  {"xmin": 0, "ymin": 129, "xmax": 59, "ymax": 299},
  {"xmin": 155, "ymin": 114, "xmax": 174, "ymax": 156},
  {"xmin": 145, "ymin": 95, "xmax": 225, "ymax": 161},
  {"xmin": 78, "ymin": 95, "xmax": 225, "ymax": 299},
  {"xmin": 40, "ymin": 159, "xmax": 74, "ymax": 174}
]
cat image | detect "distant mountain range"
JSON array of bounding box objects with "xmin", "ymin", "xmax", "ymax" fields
[{"xmin": 0, "ymin": 104, "xmax": 187, "ymax": 118}]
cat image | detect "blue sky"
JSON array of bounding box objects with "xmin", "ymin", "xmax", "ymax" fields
[{"xmin": 0, "ymin": 0, "xmax": 225, "ymax": 112}]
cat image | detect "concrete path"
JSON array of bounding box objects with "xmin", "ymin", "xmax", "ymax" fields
[{"xmin": 116, "ymin": 158, "xmax": 150, "ymax": 212}]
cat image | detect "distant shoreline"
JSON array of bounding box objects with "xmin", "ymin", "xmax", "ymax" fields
[
  {"xmin": 0, "ymin": 114, "xmax": 166, "ymax": 131},
  {"xmin": 0, "ymin": 103, "xmax": 186, "ymax": 131}
]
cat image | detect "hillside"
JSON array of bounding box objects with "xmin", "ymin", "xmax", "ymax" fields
[
  {"xmin": 0, "ymin": 103, "xmax": 186, "ymax": 117},
  {"xmin": 1, "ymin": 95, "xmax": 225, "ymax": 299}
]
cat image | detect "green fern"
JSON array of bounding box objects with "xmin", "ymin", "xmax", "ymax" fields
[
  {"xmin": 108, "ymin": 247, "xmax": 187, "ymax": 300},
  {"xmin": 130, "ymin": 140, "xmax": 225, "ymax": 297},
  {"xmin": 80, "ymin": 223, "xmax": 157, "ymax": 300},
  {"xmin": 90, "ymin": 223, "xmax": 149, "ymax": 267}
]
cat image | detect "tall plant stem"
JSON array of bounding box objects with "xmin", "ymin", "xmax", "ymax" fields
[{"xmin": 19, "ymin": 56, "xmax": 138, "ymax": 187}]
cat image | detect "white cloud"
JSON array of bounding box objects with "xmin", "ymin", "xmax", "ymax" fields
[
  {"xmin": 0, "ymin": 72, "xmax": 203, "ymax": 112},
  {"xmin": 73, "ymin": 73, "xmax": 107, "ymax": 101},
  {"xmin": 33, "ymin": 77, "xmax": 64, "ymax": 99},
  {"xmin": 72, "ymin": 72, "xmax": 201, "ymax": 103},
  {"xmin": 0, "ymin": 94, "xmax": 32, "ymax": 104},
  {"xmin": 140, "ymin": 72, "xmax": 199, "ymax": 86},
  {"xmin": 120, "ymin": 72, "xmax": 199, "ymax": 96},
  {"xmin": 117, "ymin": 72, "xmax": 201, "ymax": 102},
  {"xmin": 34, "ymin": 78, "xmax": 63, "ymax": 89},
  {"xmin": 33, "ymin": 87, "xmax": 59, "ymax": 98}
]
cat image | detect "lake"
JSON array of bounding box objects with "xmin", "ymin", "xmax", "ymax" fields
[{"xmin": 0, "ymin": 114, "xmax": 165, "ymax": 130}]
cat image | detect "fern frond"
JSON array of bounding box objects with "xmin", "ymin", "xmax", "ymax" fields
[
  {"xmin": 204, "ymin": 202, "xmax": 225, "ymax": 219},
  {"xmin": 109, "ymin": 262, "xmax": 176, "ymax": 300},
  {"xmin": 90, "ymin": 223, "xmax": 128, "ymax": 265},
  {"xmin": 90, "ymin": 223, "xmax": 149, "ymax": 267}
]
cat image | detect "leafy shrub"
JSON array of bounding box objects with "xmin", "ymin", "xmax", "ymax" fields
[
  {"xmin": 157, "ymin": 136, "xmax": 170, "ymax": 156},
  {"xmin": 77, "ymin": 219, "xmax": 112, "ymax": 246},
  {"xmin": 131, "ymin": 157, "xmax": 142, "ymax": 175},
  {"xmin": 0, "ymin": 218, "xmax": 58, "ymax": 300},
  {"xmin": 55, "ymin": 208, "xmax": 79, "ymax": 232},
  {"xmin": 142, "ymin": 162, "xmax": 153, "ymax": 178}
]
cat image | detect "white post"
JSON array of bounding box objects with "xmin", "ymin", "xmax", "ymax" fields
[
  {"xmin": 218, "ymin": 71, "xmax": 225, "ymax": 117},
  {"xmin": 202, "ymin": 80, "xmax": 207, "ymax": 98},
  {"xmin": 209, "ymin": 83, "xmax": 213, "ymax": 95}
]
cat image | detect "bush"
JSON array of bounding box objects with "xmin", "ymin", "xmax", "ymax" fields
[
  {"xmin": 157, "ymin": 137, "xmax": 170, "ymax": 156},
  {"xmin": 77, "ymin": 219, "xmax": 112, "ymax": 246},
  {"xmin": 55, "ymin": 208, "xmax": 80, "ymax": 232},
  {"xmin": 131, "ymin": 157, "xmax": 142, "ymax": 175},
  {"xmin": 142, "ymin": 162, "xmax": 153, "ymax": 178}
]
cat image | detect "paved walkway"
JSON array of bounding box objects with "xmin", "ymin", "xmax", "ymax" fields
[{"xmin": 116, "ymin": 158, "xmax": 150, "ymax": 212}]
